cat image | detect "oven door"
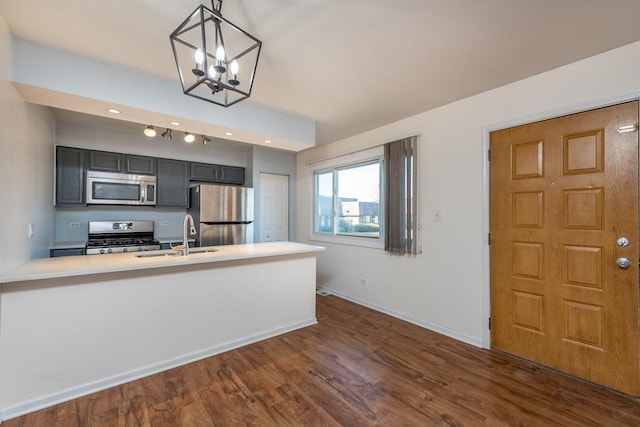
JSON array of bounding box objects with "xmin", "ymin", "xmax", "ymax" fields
[{"xmin": 86, "ymin": 171, "xmax": 156, "ymax": 205}]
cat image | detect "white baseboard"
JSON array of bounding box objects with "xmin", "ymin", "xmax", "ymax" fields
[
  {"xmin": 326, "ymin": 289, "xmax": 483, "ymax": 348},
  {"xmin": 0, "ymin": 318, "xmax": 317, "ymax": 422}
]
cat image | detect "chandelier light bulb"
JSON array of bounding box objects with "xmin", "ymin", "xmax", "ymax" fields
[
  {"xmin": 184, "ymin": 132, "xmax": 195, "ymax": 143},
  {"xmin": 215, "ymin": 45, "xmax": 225, "ymax": 61},
  {"xmin": 208, "ymin": 64, "xmax": 217, "ymax": 79},
  {"xmin": 194, "ymin": 48, "xmax": 205, "ymax": 65},
  {"xmin": 143, "ymin": 126, "xmax": 157, "ymax": 138},
  {"xmin": 228, "ymin": 59, "xmax": 240, "ymax": 86},
  {"xmin": 192, "ymin": 48, "xmax": 206, "ymax": 76}
]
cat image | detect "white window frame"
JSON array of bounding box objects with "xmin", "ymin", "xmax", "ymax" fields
[{"xmin": 309, "ymin": 147, "xmax": 384, "ymax": 249}]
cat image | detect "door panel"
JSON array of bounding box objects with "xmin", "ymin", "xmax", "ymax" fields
[
  {"xmin": 490, "ymin": 101, "xmax": 639, "ymax": 395},
  {"xmin": 259, "ymin": 173, "xmax": 289, "ymax": 242}
]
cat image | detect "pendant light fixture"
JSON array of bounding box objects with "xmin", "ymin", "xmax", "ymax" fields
[{"xmin": 170, "ymin": 0, "xmax": 262, "ymax": 107}]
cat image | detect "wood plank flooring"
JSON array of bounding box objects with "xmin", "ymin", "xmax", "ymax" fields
[{"xmin": 5, "ymin": 295, "xmax": 640, "ymax": 426}]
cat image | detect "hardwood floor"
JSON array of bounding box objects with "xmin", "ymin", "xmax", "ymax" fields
[{"xmin": 5, "ymin": 295, "xmax": 640, "ymax": 426}]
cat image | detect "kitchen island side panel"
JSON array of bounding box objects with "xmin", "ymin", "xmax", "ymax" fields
[{"xmin": 0, "ymin": 255, "xmax": 317, "ymax": 420}]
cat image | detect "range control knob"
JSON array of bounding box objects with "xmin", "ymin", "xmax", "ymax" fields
[
  {"xmin": 99, "ymin": 248, "xmax": 105, "ymax": 254},
  {"xmin": 107, "ymin": 248, "xmax": 113, "ymax": 254}
]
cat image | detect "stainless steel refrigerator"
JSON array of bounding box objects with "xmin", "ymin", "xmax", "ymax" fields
[{"xmin": 188, "ymin": 184, "xmax": 254, "ymax": 246}]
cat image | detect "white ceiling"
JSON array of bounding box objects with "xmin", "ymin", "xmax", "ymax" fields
[{"xmin": 2, "ymin": 0, "xmax": 640, "ymax": 146}]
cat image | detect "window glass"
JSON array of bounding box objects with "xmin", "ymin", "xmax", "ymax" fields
[
  {"xmin": 336, "ymin": 162, "xmax": 380, "ymax": 237},
  {"xmin": 314, "ymin": 160, "xmax": 382, "ymax": 240},
  {"xmin": 315, "ymin": 171, "xmax": 333, "ymax": 233}
]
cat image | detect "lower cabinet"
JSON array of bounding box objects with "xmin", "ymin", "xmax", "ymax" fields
[
  {"xmin": 50, "ymin": 248, "xmax": 86, "ymax": 257},
  {"xmin": 157, "ymin": 159, "xmax": 190, "ymax": 207}
]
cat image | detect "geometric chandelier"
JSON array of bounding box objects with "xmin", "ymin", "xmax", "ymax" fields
[{"xmin": 170, "ymin": 0, "xmax": 262, "ymax": 107}]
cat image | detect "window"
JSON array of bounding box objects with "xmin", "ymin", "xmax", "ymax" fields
[{"xmin": 314, "ymin": 159, "xmax": 383, "ymax": 241}]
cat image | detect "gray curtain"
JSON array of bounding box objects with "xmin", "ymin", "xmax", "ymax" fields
[{"xmin": 384, "ymin": 136, "xmax": 418, "ymax": 255}]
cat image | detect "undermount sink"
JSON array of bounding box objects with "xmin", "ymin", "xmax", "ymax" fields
[
  {"xmin": 188, "ymin": 247, "xmax": 218, "ymax": 254},
  {"xmin": 134, "ymin": 250, "xmax": 183, "ymax": 258},
  {"xmin": 133, "ymin": 247, "xmax": 219, "ymax": 258}
]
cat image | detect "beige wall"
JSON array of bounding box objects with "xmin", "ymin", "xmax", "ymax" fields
[
  {"xmin": 0, "ymin": 13, "xmax": 55, "ymax": 274},
  {"xmin": 297, "ymin": 40, "xmax": 640, "ymax": 347}
]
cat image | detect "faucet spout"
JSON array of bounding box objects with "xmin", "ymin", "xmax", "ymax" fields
[{"xmin": 175, "ymin": 213, "xmax": 196, "ymax": 256}]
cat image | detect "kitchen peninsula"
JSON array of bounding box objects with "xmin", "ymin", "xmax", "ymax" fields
[{"xmin": 0, "ymin": 242, "xmax": 324, "ymax": 420}]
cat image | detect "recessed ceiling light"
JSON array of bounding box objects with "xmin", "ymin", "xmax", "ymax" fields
[
  {"xmin": 264, "ymin": 140, "xmax": 272, "ymax": 144},
  {"xmin": 170, "ymin": 121, "xmax": 181, "ymax": 126},
  {"xmin": 224, "ymin": 132, "xmax": 233, "ymax": 136},
  {"xmin": 107, "ymin": 108, "xmax": 121, "ymax": 114}
]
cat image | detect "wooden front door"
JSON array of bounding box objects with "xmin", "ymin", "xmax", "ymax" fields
[{"xmin": 490, "ymin": 101, "xmax": 640, "ymax": 395}]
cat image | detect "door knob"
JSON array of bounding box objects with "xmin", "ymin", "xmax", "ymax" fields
[
  {"xmin": 617, "ymin": 237, "xmax": 630, "ymax": 247},
  {"xmin": 616, "ymin": 257, "xmax": 632, "ymax": 269}
]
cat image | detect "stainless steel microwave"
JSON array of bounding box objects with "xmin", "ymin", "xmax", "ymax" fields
[{"xmin": 86, "ymin": 171, "xmax": 157, "ymax": 206}]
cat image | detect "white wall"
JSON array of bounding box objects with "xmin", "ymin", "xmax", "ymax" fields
[
  {"xmin": 0, "ymin": 13, "xmax": 55, "ymax": 273},
  {"xmin": 250, "ymin": 147, "xmax": 297, "ymax": 242},
  {"xmin": 297, "ymin": 40, "xmax": 640, "ymax": 347}
]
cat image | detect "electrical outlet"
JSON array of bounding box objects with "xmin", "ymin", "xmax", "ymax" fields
[
  {"xmin": 433, "ymin": 209, "xmax": 442, "ymax": 222},
  {"xmin": 359, "ymin": 277, "xmax": 368, "ymax": 286},
  {"xmin": 161, "ymin": 220, "xmax": 170, "ymax": 226},
  {"xmin": 68, "ymin": 222, "xmax": 80, "ymax": 228},
  {"xmin": 28, "ymin": 223, "xmax": 34, "ymax": 239}
]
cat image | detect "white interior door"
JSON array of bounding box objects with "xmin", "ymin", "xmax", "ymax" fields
[{"xmin": 259, "ymin": 173, "xmax": 289, "ymax": 242}]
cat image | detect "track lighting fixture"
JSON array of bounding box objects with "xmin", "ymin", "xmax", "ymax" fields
[
  {"xmin": 201, "ymin": 135, "xmax": 211, "ymax": 145},
  {"xmin": 143, "ymin": 126, "xmax": 157, "ymax": 137},
  {"xmin": 184, "ymin": 132, "xmax": 195, "ymax": 143},
  {"xmin": 161, "ymin": 128, "xmax": 173, "ymax": 140}
]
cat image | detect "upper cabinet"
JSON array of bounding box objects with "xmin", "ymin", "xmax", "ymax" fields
[
  {"xmin": 88, "ymin": 150, "xmax": 121, "ymax": 172},
  {"xmin": 55, "ymin": 146, "xmax": 245, "ymax": 207},
  {"xmin": 218, "ymin": 165, "xmax": 245, "ymax": 185},
  {"xmin": 157, "ymin": 159, "xmax": 190, "ymax": 208},
  {"xmin": 88, "ymin": 150, "xmax": 156, "ymax": 175},
  {"xmin": 126, "ymin": 155, "xmax": 156, "ymax": 175},
  {"xmin": 190, "ymin": 162, "xmax": 244, "ymax": 185},
  {"xmin": 55, "ymin": 146, "xmax": 86, "ymax": 205}
]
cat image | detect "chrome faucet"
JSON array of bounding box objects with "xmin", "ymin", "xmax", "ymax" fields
[{"xmin": 171, "ymin": 214, "xmax": 196, "ymax": 256}]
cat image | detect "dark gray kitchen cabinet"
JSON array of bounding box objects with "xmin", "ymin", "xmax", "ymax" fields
[
  {"xmin": 157, "ymin": 159, "xmax": 189, "ymax": 207},
  {"xmin": 126, "ymin": 154, "xmax": 156, "ymax": 175},
  {"xmin": 218, "ymin": 165, "xmax": 245, "ymax": 184},
  {"xmin": 55, "ymin": 146, "xmax": 86, "ymax": 205},
  {"xmin": 50, "ymin": 248, "xmax": 85, "ymax": 257},
  {"xmin": 89, "ymin": 150, "xmax": 122, "ymax": 172},
  {"xmin": 190, "ymin": 162, "xmax": 219, "ymax": 181},
  {"xmin": 190, "ymin": 162, "xmax": 244, "ymax": 185}
]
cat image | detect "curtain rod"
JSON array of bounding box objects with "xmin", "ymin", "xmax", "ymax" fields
[{"xmin": 304, "ymin": 133, "xmax": 419, "ymax": 167}]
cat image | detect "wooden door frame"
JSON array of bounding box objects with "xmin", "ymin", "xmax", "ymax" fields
[{"xmin": 481, "ymin": 93, "xmax": 640, "ymax": 349}]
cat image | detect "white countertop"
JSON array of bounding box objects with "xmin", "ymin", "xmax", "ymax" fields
[{"xmin": 1, "ymin": 242, "xmax": 325, "ymax": 284}]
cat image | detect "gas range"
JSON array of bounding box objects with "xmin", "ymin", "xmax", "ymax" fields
[{"xmin": 86, "ymin": 221, "xmax": 160, "ymax": 255}]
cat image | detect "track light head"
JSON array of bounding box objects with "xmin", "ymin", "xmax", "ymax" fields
[{"xmin": 144, "ymin": 126, "xmax": 157, "ymax": 137}]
